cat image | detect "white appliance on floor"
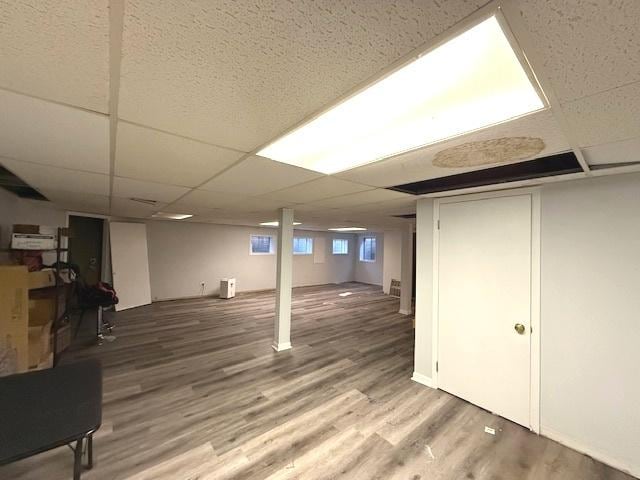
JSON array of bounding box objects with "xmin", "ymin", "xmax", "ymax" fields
[{"xmin": 220, "ymin": 278, "xmax": 236, "ymax": 299}]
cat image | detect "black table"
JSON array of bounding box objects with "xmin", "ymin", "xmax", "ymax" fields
[{"xmin": 0, "ymin": 359, "xmax": 102, "ymax": 479}]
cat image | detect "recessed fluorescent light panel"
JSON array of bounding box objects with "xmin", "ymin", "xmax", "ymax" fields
[
  {"xmin": 257, "ymin": 15, "xmax": 545, "ymax": 174},
  {"xmin": 260, "ymin": 221, "xmax": 302, "ymax": 227},
  {"xmin": 328, "ymin": 227, "xmax": 367, "ymax": 232},
  {"xmin": 152, "ymin": 212, "xmax": 193, "ymax": 220}
]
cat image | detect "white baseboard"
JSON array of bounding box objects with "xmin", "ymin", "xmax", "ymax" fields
[
  {"xmin": 272, "ymin": 342, "xmax": 292, "ymax": 352},
  {"xmin": 399, "ymin": 308, "xmax": 412, "ymax": 315},
  {"xmin": 542, "ymin": 426, "xmax": 639, "ymax": 478},
  {"xmin": 411, "ymin": 372, "xmax": 435, "ymax": 389}
]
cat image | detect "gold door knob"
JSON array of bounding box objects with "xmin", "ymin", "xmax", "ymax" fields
[{"xmin": 514, "ymin": 323, "xmax": 526, "ymax": 335}]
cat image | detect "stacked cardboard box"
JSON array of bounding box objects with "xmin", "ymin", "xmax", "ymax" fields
[
  {"xmin": 0, "ymin": 266, "xmax": 66, "ymax": 376},
  {"xmin": 0, "ymin": 266, "xmax": 29, "ymax": 377}
]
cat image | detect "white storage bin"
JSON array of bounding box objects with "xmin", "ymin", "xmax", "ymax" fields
[{"xmin": 220, "ymin": 278, "xmax": 236, "ymax": 299}]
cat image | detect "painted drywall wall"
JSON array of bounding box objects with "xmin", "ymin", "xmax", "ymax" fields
[
  {"xmin": 413, "ymin": 173, "xmax": 640, "ymax": 476},
  {"xmin": 413, "ymin": 198, "xmax": 434, "ymax": 383},
  {"xmin": 354, "ymin": 232, "xmax": 384, "ymax": 286},
  {"xmin": 539, "ymin": 173, "xmax": 640, "ymax": 476},
  {"xmin": 145, "ymin": 220, "xmax": 356, "ymax": 301},
  {"xmin": 0, "ymin": 188, "xmax": 67, "ymax": 264},
  {"xmin": 382, "ymin": 230, "xmax": 402, "ymax": 294}
]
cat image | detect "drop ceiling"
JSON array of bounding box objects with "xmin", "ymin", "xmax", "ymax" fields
[{"xmin": 0, "ymin": 0, "xmax": 639, "ymax": 232}]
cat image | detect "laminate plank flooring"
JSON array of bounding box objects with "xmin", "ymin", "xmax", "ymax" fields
[{"xmin": 0, "ymin": 283, "xmax": 634, "ymax": 480}]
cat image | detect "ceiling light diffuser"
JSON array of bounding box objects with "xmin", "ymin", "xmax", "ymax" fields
[
  {"xmin": 328, "ymin": 227, "xmax": 367, "ymax": 232},
  {"xmin": 260, "ymin": 221, "xmax": 302, "ymax": 227},
  {"xmin": 152, "ymin": 212, "xmax": 193, "ymax": 220},
  {"xmin": 257, "ymin": 15, "xmax": 545, "ymax": 174}
]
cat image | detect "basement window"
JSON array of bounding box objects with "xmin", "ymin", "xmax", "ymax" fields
[
  {"xmin": 332, "ymin": 238, "xmax": 349, "ymax": 255},
  {"xmin": 359, "ymin": 237, "xmax": 377, "ymax": 262},
  {"xmin": 250, "ymin": 235, "xmax": 274, "ymax": 255},
  {"xmin": 293, "ymin": 237, "xmax": 313, "ymax": 255}
]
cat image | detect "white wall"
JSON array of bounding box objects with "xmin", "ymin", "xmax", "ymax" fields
[
  {"xmin": 354, "ymin": 232, "xmax": 384, "ymax": 286},
  {"xmin": 413, "ymin": 173, "xmax": 640, "ymax": 477},
  {"xmin": 539, "ymin": 173, "xmax": 640, "ymax": 476},
  {"xmin": 145, "ymin": 220, "xmax": 356, "ymax": 301},
  {"xmin": 382, "ymin": 230, "xmax": 401, "ymax": 294},
  {"xmin": 0, "ymin": 188, "xmax": 67, "ymax": 264}
]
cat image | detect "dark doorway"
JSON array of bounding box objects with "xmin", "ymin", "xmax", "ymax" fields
[{"xmin": 68, "ymin": 216, "xmax": 104, "ymax": 286}]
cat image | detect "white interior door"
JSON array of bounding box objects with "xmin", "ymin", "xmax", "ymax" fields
[
  {"xmin": 437, "ymin": 194, "xmax": 532, "ymax": 428},
  {"xmin": 109, "ymin": 222, "xmax": 152, "ymax": 311}
]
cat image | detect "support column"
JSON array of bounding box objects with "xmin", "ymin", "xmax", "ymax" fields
[
  {"xmin": 399, "ymin": 223, "xmax": 414, "ymax": 315},
  {"xmin": 273, "ymin": 208, "xmax": 293, "ymax": 351}
]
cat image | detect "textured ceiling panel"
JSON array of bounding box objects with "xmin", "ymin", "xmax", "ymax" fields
[
  {"xmin": 118, "ymin": 0, "xmax": 484, "ymax": 150},
  {"xmin": 39, "ymin": 189, "xmax": 110, "ymax": 215},
  {"xmin": 200, "ymin": 155, "xmax": 322, "ymax": 195},
  {"xmin": 518, "ymin": 0, "xmax": 640, "ymax": 103},
  {"xmin": 111, "ymin": 197, "xmax": 167, "ymax": 218},
  {"xmin": 562, "ymin": 81, "xmax": 640, "ymax": 147},
  {"xmin": 112, "ymin": 176, "xmax": 190, "ymax": 203},
  {"xmin": 260, "ymin": 177, "xmax": 371, "ymax": 204},
  {"xmin": 172, "ymin": 189, "xmax": 247, "ymax": 209},
  {"xmin": 336, "ymin": 110, "xmax": 570, "ymax": 187},
  {"xmin": 0, "ymin": 0, "xmax": 110, "ymax": 112},
  {"xmin": 0, "ymin": 158, "xmax": 109, "ymax": 196},
  {"xmin": 301, "ymin": 189, "xmax": 412, "ymax": 210},
  {"xmin": 114, "ymin": 122, "xmax": 244, "ymax": 187},
  {"xmin": 583, "ymin": 137, "xmax": 640, "ymax": 166},
  {"xmin": 0, "ymin": 90, "xmax": 109, "ymax": 173}
]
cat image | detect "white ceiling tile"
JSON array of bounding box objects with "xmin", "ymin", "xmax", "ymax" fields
[
  {"xmin": 117, "ymin": 0, "xmax": 484, "ymax": 150},
  {"xmin": 112, "ymin": 176, "xmax": 190, "ymax": 204},
  {"xmin": 161, "ymin": 204, "xmax": 220, "ymax": 217},
  {"xmin": 223, "ymin": 197, "xmax": 294, "ymax": 214},
  {"xmin": 303, "ymin": 189, "xmax": 412, "ymax": 209},
  {"xmin": 39, "ymin": 189, "xmax": 110, "ymax": 215},
  {"xmin": 0, "ymin": 0, "xmax": 109, "ymax": 112},
  {"xmin": 260, "ymin": 177, "xmax": 371, "ymax": 204},
  {"xmin": 110, "ymin": 197, "xmax": 167, "ymax": 219},
  {"xmin": 1, "ymin": 158, "xmax": 109, "ymax": 196},
  {"xmin": 0, "ymin": 90, "xmax": 109, "ymax": 173},
  {"xmin": 114, "ymin": 122, "xmax": 245, "ymax": 187},
  {"xmin": 200, "ymin": 155, "xmax": 323, "ymax": 195},
  {"xmin": 171, "ymin": 189, "xmax": 246, "ymax": 209},
  {"xmin": 562, "ymin": 82, "xmax": 640, "ymax": 148},
  {"xmin": 583, "ymin": 137, "xmax": 640, "ymax": 166},
  {"xmin": 336, "ymin": 110, "xmax": 571, "ymax": 187},
  {"xmin": 518, "ymin": 1, "xmax": 640, "ymax": 103}
]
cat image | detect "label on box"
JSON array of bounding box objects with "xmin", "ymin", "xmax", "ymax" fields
[{"xmin": 11, "ymin": 233, "xmax": 57, "ymax": 250}]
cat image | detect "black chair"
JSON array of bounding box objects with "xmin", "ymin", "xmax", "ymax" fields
[{"xmin": 0, "ymin": 359, "xmax": 102, "ymax": 480}]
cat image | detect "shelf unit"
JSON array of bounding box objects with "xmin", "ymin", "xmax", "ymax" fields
[{"xmin": 3, "ymin": 227, "xmax": 71, "ymax": 367}]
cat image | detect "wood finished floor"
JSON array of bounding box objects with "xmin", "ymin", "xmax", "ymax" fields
[{"xmin": 0, "ymin": 283, "xmax": 634, "ymax": 480}]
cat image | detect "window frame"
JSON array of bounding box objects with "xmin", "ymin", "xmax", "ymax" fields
[
  {"xmin": 293, "ymin": 236, "xmax": 313, "ymax": 255},
  {"xmin": 332, "ymin": 238, "xmax": 349, "ymax": 255},
  {"xmin": 249, "ymin": 234, "xmax": 275, "ymax": 255},
  {"xmin": 359, "ymin": 236, "xmax": 377, "ymax": 262}
]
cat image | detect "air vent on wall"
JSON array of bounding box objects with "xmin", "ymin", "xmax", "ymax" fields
[
  {"xmin": 387, "ymin": 151, "xmax": 582, "ymax": 195},
  {"xmin": 0, "ymin": 166, "xmax": 48, "ymax": 201}
]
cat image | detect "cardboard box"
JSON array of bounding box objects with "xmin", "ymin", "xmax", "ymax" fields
[
  {"xmin": 13, "ymin": 224, "xmax": 40, "ymax": 234},
  {"xmin": 30, "ymin": 352, "xmax": 53, "ymax": 372},
  {"xmin": 28, "ymin": 320, "xmax": 52, "ymax": 368},
  {"xmin": 28, "ymin": 269, "xmax": 57, "ymax": 290},
  {"xmin": 11, "ymin": 233, "xmax": 57, "ymax": 250},
  {"xmin": 0, "ymin": 266, "xmax": 29, "ymax": 376},
  {"xmin": 55, "ymin": 323, "xmax": 71, "ymax": 354},
  {"xmin": 29, "ymin": 297, "xmax": 58, "ymax": 326}
]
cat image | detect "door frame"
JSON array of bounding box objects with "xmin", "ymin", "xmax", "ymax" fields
[{"xmin": 431, "ymin": 188, "xmax": 541, "ymax": 433}]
